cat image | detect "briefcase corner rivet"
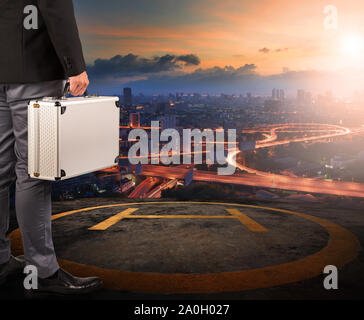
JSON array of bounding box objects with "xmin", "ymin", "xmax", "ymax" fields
[{"xmin": 34, "ymin": 173, "xmax": 40, "ymax": 177}]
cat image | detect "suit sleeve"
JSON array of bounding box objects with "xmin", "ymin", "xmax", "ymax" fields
[{"xmin": 37, "ymin": 0, "xmax": 86, "ymax": 77}]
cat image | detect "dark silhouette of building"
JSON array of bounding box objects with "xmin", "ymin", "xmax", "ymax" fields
[{"xmin": 123, "ymin": 87, "xmax": 132, "ymax": 106}]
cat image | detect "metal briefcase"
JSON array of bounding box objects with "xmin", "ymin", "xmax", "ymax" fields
[{"xmin": 28, "ymin": 91, "xmax": 120, "ymax": 181}]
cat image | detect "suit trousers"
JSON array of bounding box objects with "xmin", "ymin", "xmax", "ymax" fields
[{"xmin": 0, "ymin": 80, "xmax": 64, "ymax": 278}]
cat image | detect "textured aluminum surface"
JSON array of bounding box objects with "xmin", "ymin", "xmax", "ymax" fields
[{"xmin": 28, "ymin": 96, "xmax": 119, "ymax": 181}]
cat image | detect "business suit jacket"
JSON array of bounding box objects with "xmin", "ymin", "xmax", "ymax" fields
[{"xmin": 0, "ymin": 0, "xmax": 86, "ymax": 83}]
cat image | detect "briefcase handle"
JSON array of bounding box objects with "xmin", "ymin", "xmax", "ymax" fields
[{"xmin": 61, "ymin": 82, "xmax": 89, "ymax": 98}]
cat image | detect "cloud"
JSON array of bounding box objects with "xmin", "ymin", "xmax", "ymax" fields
[
  {"xmin": 86, "ymin": 53, "xmax": 364, "ymax": 97},
  {"xmin": 275, "ymin": 48, "xmax": 289, "ymax": 52},
  {"xmin": 88, "ymin": 63, "xmax": 264, "ymax": 94},
  {"xmin": 189, "ymin": 64, "xmax": 257, "ymax": 78},
  {"xmin": 87, "ymin": 53, "xmax": 200, "ymax": 78},
  {"xmin": 176, "ymin": 54, "xmax": 201, "ymax": 65},
  {"xmin": 259, "ymin": 47, "xmax": 289, "ymax": 54},
  {"xmin": 259, "ymin": 47, "xmax": 270, "ymax": 54}
]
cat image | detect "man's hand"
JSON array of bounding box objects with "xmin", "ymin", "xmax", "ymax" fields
[{"xmin": 69, "ymin": 71, "xmax": 89, "ymax": 96}]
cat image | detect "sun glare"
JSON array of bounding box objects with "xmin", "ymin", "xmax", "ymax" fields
[{"xmin": 340, "ymin": 34, "xmax": 363, "ymax": 57}]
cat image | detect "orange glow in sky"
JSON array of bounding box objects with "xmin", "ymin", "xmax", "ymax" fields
[
  {"xmin": 75, "ymin": 0, "xmax": 364, "ymax": 96},
  {"xmin": 78, "ymin": 0, "xmax": 364, "ymax": 73}
]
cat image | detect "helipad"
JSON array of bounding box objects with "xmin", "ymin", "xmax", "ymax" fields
[{"xmin": 9, "ymin": 201, "xmax": 360, "ymax": 294}]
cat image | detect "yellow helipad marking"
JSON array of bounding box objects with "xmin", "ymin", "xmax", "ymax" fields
[
  {"xmin": 127, "ymin": 215, "xmax": 235, "ymax": 219},
  {"xmin": 89, "ymin": 207, "xmax": 265, "ymax": 230},
  {"xmin": 89, "ymin": 208, "xmax": 138, "ymax": 230},
  {"xmin": 9, "ymin": 201, "xmax": 361, "ymax": 294},
  {"xmin": 226, "ymin": 208, "xmax": 267, "ymax": 232}
]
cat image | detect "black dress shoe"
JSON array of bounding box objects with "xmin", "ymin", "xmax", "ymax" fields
[
  {"xmin": 29, "ymin": 268, "xmax": 102, "ymax": 295},
  {"xmin": 0, "ymin": 255, "xmax": 26, "ymax": 285}
]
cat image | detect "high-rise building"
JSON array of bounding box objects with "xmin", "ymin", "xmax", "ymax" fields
[
  {"xmin": 279, "ymin": 89, "xmax": 285, "ymax": 101},
  {"xmin": 272, "ymin": 88, "xmax": 277, "ymax": 99},
  {"xmin": 123, "ymin": 87, "xmax": 132, "ymax": 106},
  {"xmin": 129, "ymin": 112, "xmax": 140, "ymax": 128},
  {"xmin": 272, "ymin": 88, "xmax": 284, "ymax": 101}
]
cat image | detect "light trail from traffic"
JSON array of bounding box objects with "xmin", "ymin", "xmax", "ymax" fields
[
  {"xmin": 145, "ymin": 179, "xmax": 178, "ymax": 198},
  {"xmin": 230, "ymin": 123, "xmax": 352, "ymax": 176},
  {"xmin": 140, "ymin": 123, "xmax": 364, "ymax": 198},
  {"xmin": 128, "ymin": 177, "xmax": 160, "ymax": 198}
]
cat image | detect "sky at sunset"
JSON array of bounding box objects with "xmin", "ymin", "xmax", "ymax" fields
[{"xmin": 73, "ymin": 0, "xmax": 364, "ymax": 96}]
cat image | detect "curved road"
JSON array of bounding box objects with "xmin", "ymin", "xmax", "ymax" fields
[{"xmin": 142, "ymin": 123, "xmax": 364, "ymax": 198}]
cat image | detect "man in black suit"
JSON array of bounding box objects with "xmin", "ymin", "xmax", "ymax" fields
[{"xmin": 0, "ymin": 0, "xmax": 102, "ymax": 294}]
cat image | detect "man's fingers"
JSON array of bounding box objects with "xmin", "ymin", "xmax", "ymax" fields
[
  {"xmin": 70, "ymin": 82, "xmax": 85, "ymax": 96},
  {"xmin": 68, "ymin": 71, "xmax": 90, "ymax": 96},
  {"xmin": 70, "ymin": 82, "xmax": 81, "ymax": 94},
  {"xmin": 79, "ymin": 84, "xmax": 88, "ymax": 95},
  {"xmin": 70, "ymin": 81, "xmax": 88, "ymax": 96}
]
